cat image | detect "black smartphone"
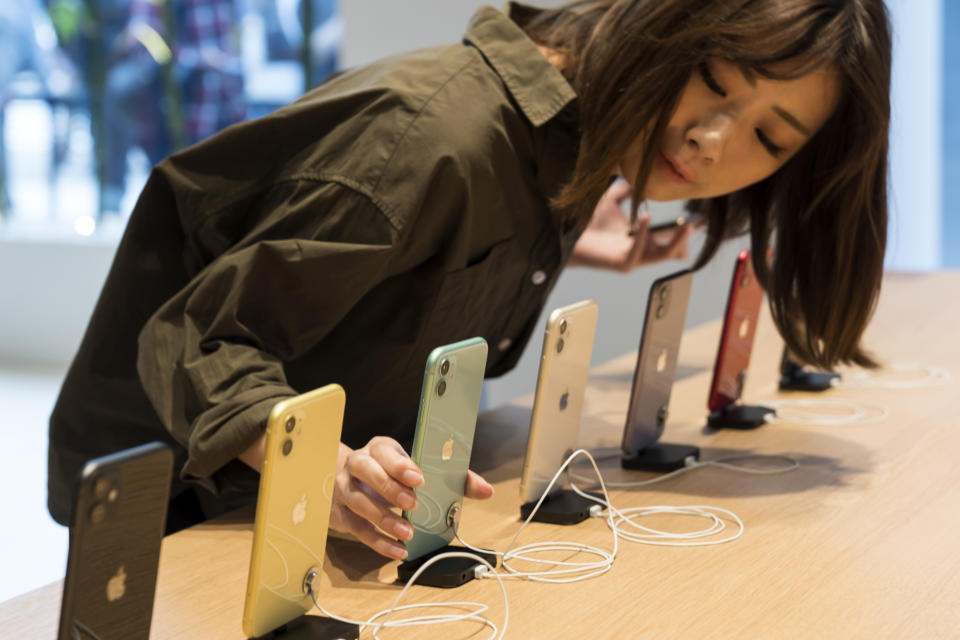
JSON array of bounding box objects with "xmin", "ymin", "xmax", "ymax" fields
[
  {"xmin": 58, "ymin": 442, "xmax": 173, "ymax": 640},
  {"xmin": 648, "ymin": 216, "xmax": 690, "ymax": 233}
]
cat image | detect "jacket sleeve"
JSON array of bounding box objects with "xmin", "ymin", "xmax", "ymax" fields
[{"xmin": 136, "ymin": 179, "xmax": 396, "ymax": 494}]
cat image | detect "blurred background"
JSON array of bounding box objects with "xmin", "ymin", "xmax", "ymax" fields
[{"xmin": 0, "ymin": 0, "xmax": 955, "ymax": 603}]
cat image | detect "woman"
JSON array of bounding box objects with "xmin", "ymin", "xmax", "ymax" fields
[{"xmin": 48, "ymin": 1, "xmax": 891, "ymax": 560}]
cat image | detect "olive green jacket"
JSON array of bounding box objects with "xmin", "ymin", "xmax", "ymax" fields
[{"xmin": 48, "ymin": 4, "xmax": 581, "ymax": 525}]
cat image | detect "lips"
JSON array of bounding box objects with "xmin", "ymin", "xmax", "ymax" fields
[{"xmin": 658, "ymin": 150, "xmax": 695, "ymax": 184}]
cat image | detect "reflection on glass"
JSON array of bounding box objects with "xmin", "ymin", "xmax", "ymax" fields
[{"xmin": 0, "ymin": 0, "xmax": 340, "ymax": 239}]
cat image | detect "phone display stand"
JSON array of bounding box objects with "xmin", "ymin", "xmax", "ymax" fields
[
  {"xmin": 707, "ymin": 403, "xmax": 775, "ymax": 430},
  {"xmin": 621, "ymin": 442, "xmax": 700, "ymax": 472},
  {"xmin": 396, "ymin": 545, "xmax": 498, "ymax": 588},
  {"xmin": 252, "ymin": 615, "xmax": 359, "ymax": 640},
  {"xmin": 779, "ymin": 361, "xmax": 840, "ymax": 392},
  {"xmin": 520, "ymin": 489, "xmax": 605, "ymax": 525}
]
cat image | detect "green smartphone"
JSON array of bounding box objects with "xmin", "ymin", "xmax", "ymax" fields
[{"xmin": 403, "ymin": 337, "xmax": 488, "ymax": 561}]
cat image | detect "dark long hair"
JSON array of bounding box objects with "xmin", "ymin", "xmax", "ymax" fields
[{"xmin": 521, "ymin": 0, "xmax": 891, "ymax": 369}]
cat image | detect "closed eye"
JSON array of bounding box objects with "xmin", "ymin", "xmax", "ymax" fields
[
  {"xmin": 698, "ymin": 62, "xmax": 727, "ymax": 98},
  {"xmin": 756, "ymin": 129, "xmax": 784, "ymax": 158}
]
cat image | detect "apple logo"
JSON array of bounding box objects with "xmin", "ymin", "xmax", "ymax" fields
[
  {"xmin": 441, "ymin": 435, "xmax": 454, "ymax": 461},
  {"xmin": 656, "ymin": 349, "xmax": 668, "ymax": 373},
  {"xmin": 106, "ymin": 566, "xmax": 127, "ymax": 603},
  {"xmin": 292, "ymin": 494, "xmax": 308, "ymax": 526},
  {"xmin": 738, "ymin": 317, "xmax": 750, "ymax": 339},
  {"xmin": 559, "ymin": 391, "xmax": 569, "ymax": 411}
]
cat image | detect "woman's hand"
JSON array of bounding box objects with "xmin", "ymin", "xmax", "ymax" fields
[
  {"xmin": 330, "ymin": 437, "xmax": 494, "ymax": 560},
  {"xmin": 569, "ymin": 180, "xmax": 693, "ymax": 272}
]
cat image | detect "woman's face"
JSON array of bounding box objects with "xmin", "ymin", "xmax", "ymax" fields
[{"xmin": 624, "ymin": 60, "xmax": 841, "ymax": 202}]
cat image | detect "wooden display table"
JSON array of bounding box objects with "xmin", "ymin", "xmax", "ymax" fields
[{"xmin": 4, "ymin": 272, "xmax": 959, "ymax": 638}]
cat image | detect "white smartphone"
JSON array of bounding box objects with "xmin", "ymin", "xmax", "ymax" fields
[{"xmin": 519, "ymin": 300, "xmax": 599, "ymax": 504}]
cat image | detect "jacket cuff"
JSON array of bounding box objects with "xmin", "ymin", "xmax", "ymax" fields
[{"xmin": 181, "ymin": 388, "xmax": 295, "ymax": 494}]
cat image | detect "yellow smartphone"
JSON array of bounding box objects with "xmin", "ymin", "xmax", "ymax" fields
[{"xmin": 242, "ymin": 385, "xmax": 345, "ymax": 638}]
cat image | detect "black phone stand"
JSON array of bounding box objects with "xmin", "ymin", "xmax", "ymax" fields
[
  {"xmin": 779, "ymin": 347, "xmax": 840, "ymax": 392},
  {"xmin": 252, "ymin": 614, "xmax": 359, "ymax": 640},
  {"xmin": 396, "ymin": 545, "xmax": 498, "ymax": 588},
  {"xmin": 707, "ymin": 404, "xmax": 775, "ymax": 430},
  {"xmin": 519, "ymin": 489, "xmax": 605, "ymax": 525},
  {"xmin": 779, "ymin": 362, "xmax": 840, "ymax": 392},
  {"xmin": 621, "ymin": 442, "xmax": 701, "ymax": 472}
]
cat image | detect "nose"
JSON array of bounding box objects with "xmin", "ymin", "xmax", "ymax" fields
[{"xmin": 685, "ymin": 113, "xmax": 733, "ymax": 164}]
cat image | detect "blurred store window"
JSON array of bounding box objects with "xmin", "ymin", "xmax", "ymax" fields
[
  {"xmin": 0, "ymin": 0, "xmax": 340, "ymax": 240},
  {"xmin": 945, "ymin": 0, "xmax": 959, "ymax": 267}
]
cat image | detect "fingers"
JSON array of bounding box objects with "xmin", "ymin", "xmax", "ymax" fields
[
  {"xmin": 465, "ymin": 470, "xmax": 494, "ymax": 500},
  {"xmin": 605, "ymin": 179, "xmax": 634, "ymax": 205},
  {"xmin": 345, "ymin": 445, "xmax": 419, "ymax": 511},
  {"xmin": 369, "ymin": 436, "xmax": 424, "ymax": 489},
  {"xmin": 646, "ymin": 225, "xmax": 692, "ymax": 262},
  {"xmin": 340, "ymin": 476, "xmax": 414, "ymax": 541},
  {"xmin": 333, "ymin": 506, "xmax": 408, "ymax": 560}
]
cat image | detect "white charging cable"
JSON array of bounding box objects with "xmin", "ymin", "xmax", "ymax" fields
[
  {"xmin": 766, "ymin": 398, "xmax": 890, "ymax": 426},
  {"xmin": 307, "ymin": 550, "xmax": 509, "ymax": 640},
  {"xmin": 598, "ymin": 502, "xmax": 745, "ymax": 546},
  {"xmin": 565, "ymin": 453, "xmax": 797, "ymax": 546},
  {"xmin": 460, "ymin": 450, "xmax": 774, "ymax": 579},
  {"xmin": 568, "ymin": 453, "xmax": 798, "ymax": 490},
  {"xmin": 456, "ymin": 448, "xmax": 620, "ymax": 584},
  {"xmin": 840, "ymin": 364, "xmax": 952, "ymax": 390}
]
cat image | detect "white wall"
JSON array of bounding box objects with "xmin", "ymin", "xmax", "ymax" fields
[
  {"xmin": 0, "ymin": 238, "xmax": 114, "ymax": 367},
  {"xmin": 885, "ymin": 0, "xmax": 943, "ymax": 271},
  {"xmin": 340, "ymin": 1, "xmax": 566, "ymax": 68}
]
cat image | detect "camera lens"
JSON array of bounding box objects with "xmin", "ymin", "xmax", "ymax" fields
[
  {"xmin": 285, "ymin": 416, "xmax": 296, "ymax": 433},
  {"xmin": 656, "ymin": 304, "xmax": 666, "ymax": 319},
  {"xmin": 556, "ymin": 338, "xmax": 565, "ymax": 353},
  {"xmin": 90, "ymin": 503, "xmax": 106, "ymax": 525},
  {"xmin": 282, "ymin": 439, "xmax": 293, "ymax": 456},
  {"xmin": 659, "ymin": 284, "xmax": 669, "ymax": 301},
  {"xmin": 437, "ymin": 380, "xmax": 447, "ymax": 397},
  {"xmin": 559, "ymin": 319, "xmax": 568, "ymax": 334},
  {"xmin": 93, "ymin": 477, "xmax": 110, "ymax": 500},
  {"xmin": 440, "ymin": 359, "xmax": 450, "ymax": 375}
]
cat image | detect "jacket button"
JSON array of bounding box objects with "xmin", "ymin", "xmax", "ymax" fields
[
  {"xmin": 497, "ymin": 338, "xmax": 513, "ymax": 351},
  {"xmin": 531, "ymin": 270, "xmax": 547, "ymax": 285}
]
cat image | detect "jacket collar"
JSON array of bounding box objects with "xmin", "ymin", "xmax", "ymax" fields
[{"xmin": 463, "ymin": 4, "xmax": 577, "ymax": 128}]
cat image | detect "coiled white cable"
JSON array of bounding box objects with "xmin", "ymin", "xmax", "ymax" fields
[
  {"xmin": 570, "ymin": 485, "xmax": 746, "ymax": 546},
  {"xmin": 456, "ymin": 448, "xmax": 620, "ymax": 584},
  {"xmin": 840, "ymin": 364, "xmax": 952, "ymax": 390},
  {"xmin": 307, "ymin": 550, "xmax": 509, "ymax": 639},
  {"xmin": 566, "ymin": 454, "xmax": 798, "ymax": 546},
  {"xmin": 767, "ymin": 398, "xmax": 890, "ymax": 426}
]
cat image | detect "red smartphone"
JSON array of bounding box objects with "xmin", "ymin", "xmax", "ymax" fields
[{"xmin": 707, "ymin": 250, "xmax": 765, "ymax": 412}]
